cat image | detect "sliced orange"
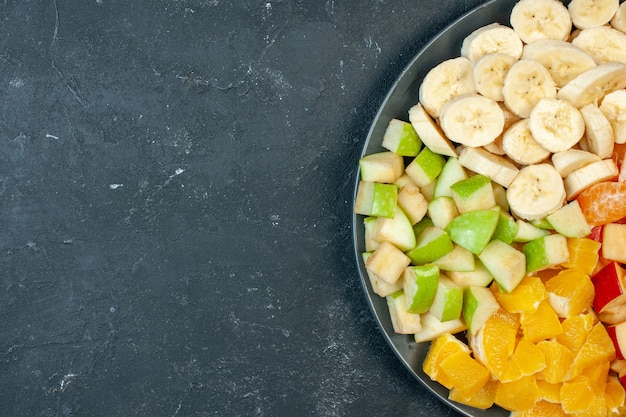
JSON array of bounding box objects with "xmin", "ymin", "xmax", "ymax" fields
[
  {"xmin": 495, "ymin": 374, "xmax": 541, "ymax": 412},
  {"xmin": 470, "ymin": 308, "xmax": 520, "ymax": 381},
  {"xmin": 562, "ymin": 237, "xmax": 601, "ymax": 275},
  {"xmin": 439, "ymin": 349, "xmax": 491, "ymax": 398},
  {"xmin": 536, "ymin": 380, "xmax": 561, "ymax": 404},
  {"xmin": 573, "ymin": 322, "xmax": 616, "ymax": 372},
  {"xmin": 509, "ymin": 400, "xmax": 569, "ymax": 417},
  {"xmin": 557, "ymin": 313, "xmax": 597, "ymax": 354},
  {"xmin": 423, "ymin": 333, "xmax": 469, "ymax": 389},
  {"xmin": 448, "ymin": 379, "xmax": 498, "ymax": 410},
  {"xmin": 520, "ymin": 299, "xmax": 563, "ymax": 343},
  {"xmin": 560, "ymin": 375, "xmax": 595, "ymax": 413},
  {"xmin": 575, "ymin": 394, "xmax": 608, "ymax": 417},
  {"xmin": 495, "ymin": 275, "xmax": 547, "ymax": 314},
  {"xmin": 536, "ymin": 339, "xmax": 575, "ymax": 384},
  {"xmin": 502, "ymin": 339, "xmax": 547, "ymax": 382},
  {"xmin": 581, "ymin": 360, "xmax": 610, "ymax": 395},
  {"xmin": 578, "ymin": 181, "xmax": 626, "ymax": 226},
  {"xmin": 605, "ymin": 375, "xmax": 626, "ymax": 411},
  {"xmin": 544, "ymin": 269, "xmax": 595, "ymax": 318}
]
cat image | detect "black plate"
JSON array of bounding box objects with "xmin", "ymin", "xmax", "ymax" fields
[{"xmin": 353, "ymin": 0, "xmax": 526, "ymax": 416}]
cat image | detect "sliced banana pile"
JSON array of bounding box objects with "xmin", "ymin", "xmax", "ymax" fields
[{"xmin": 413, "ymin": 0, "xmax": 626, "ymax": 221}]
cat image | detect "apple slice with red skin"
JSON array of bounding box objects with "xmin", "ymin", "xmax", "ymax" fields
[
  {"xmin": 607, "ymin": 322, "xmax": 626, "ymax": 361},
  {"xmin": 591, "ymin": 261, "xmax": 626, "ymax": 324}
]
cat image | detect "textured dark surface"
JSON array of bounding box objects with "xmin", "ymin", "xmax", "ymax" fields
[{"xmin": 0, "ymin": 1, "xmax": 490, "ymax": 416}]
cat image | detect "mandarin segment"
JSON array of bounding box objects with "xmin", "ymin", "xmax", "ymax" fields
[
  {"xmin": 502, "ymin": 339, "xmax": 547, "ymax": 382},
  {"xmin": 561, "ymin": 375, "xmax": 595, "ymax": 413},
  {"xmin": 557, "ymin": 313, "xmax": 598, "ymax": 354},
  {"xmin": 439, "ymin": 350, "xmax": 491, "ymax": 398},
  {"xmin": 545, "ymin": 269, "xmax": 595, "ymax": 318},
  {"xmin": 520, "ymin": 299, "xmax": 563, "ymax": 343},
  {"xmin": 537, "ymin": 380, "xmax": 562, "ymax": 404},
  {"xmin": 605, "ymin": 376, "xmax": 626, "ymax": 412},
  {"xmin": 495, "ymin": 374, "xmax": 541, "ymax": 412},
  {"xmin": 494, "ymin": 275, "xmax": 547, "ymax": 314},
  {"xmin": 510, "ymin": 400, "xmax": 569, "ymax": 417},
  {"xmin": 562, "ymin": 237, "xmax": 601, "ymax": 275},
  {"xmin": 577, "ymin": 181, "xmax": 626, "ymax": 226},
  {"xmin": 537, "ymin": 339, "xmax": 575, "ymax": 384},
  {"xmin": 423, "ymin": 332, "xmax": 470, "ymax": 389},
  {"xmin": 449, "ymin": 379, "xmax": 498, "ymax": 410},
  {"xmin": 573, "ymin": 322, "xmax": 617, "ymax": 372}
]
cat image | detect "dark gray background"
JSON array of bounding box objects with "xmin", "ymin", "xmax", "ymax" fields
[{"xmin": 0, "ymin": 1, "xmax": 489, "ymax": 416}]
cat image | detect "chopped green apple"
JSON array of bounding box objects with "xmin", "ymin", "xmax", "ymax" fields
[
  {"xmin": 450, "ymin": 174, "xmax": 496, "ymax": 214},
  {"xmin": 413, "ymin": 216, "xmax": 434, "ymax": 238},
  {"xmin": 420, "ymin": 180, "xmax": 437, "ymax": 202},
  {"xmin": 434, "ymin": 157, "xmax": 468, "ymax": 199},
  {"xmin": 382, "ymin": 118, "xmax": 422, "ymax": 157},
  {"xmin": 394, "ymin": 173, "xmax": 415, "ymax": 189},
  {"xmin": 444, "ymin": 208, "xmax": 499, "ymax": 255},
  {"xmin": 429, "ymin": 276, "xmax": 464, "ymax": 322},
  {"xmin": 478, "ymin": 239, "xmax": 526, "ymax": 293},
  {"xmin": 403, "ymin": 264, "xmax": 440, "ymax": 314},
  {"xmin": 397, "ymin": 183, "xmax": 428, "ymax": 225},
  {"xmin": 364, "ymin": 216, "xmax": 380, "ymax": 252},
  {"xmin": 446, "ymin": 259, "xmax": 494, "ymax": 288},
  {"xmin": 362, "ymin": 252, "xmax": 403, "ymax": 297},
  {"xmin": 354, "ymin": 181, "xmax": 398, "ymax": 218},
  {"xmin": 406, "ymin": 226, "xmax": 454, "ymax": 265},
  {"xmin": 427, "ymin": 196, "xmax": 459, "ymax": 229},
  {"xmin": 386, "ymin": 290, "xmax": 422, "ymax": 334},
  {"xmin": 513, "ymin": 219, "xmax": 550, "ymax": 242},
  {"xmin": 372, "ymin": 206, "xmax": 416, "ymax": 252},
  {"xmin": 546, "ymin": 200, "xmax": 592, "ymax": 238},
  {"xmin": 405, "ymin": 146, "xmax": 446, "ymax": 187},
  {"xmin": 414, "ymin": 312, "xmax": 467, "ymax": 343},
  {"xmin": 523, "ymin": 234, "xmax": 569, "ymax": 273},
  {"xmin": 531, "ymin": 217, "xmax": 553, "ymax": 230},
  {"xmin": 365, "ymin": 241, "xmax": 411, "ymax": 285},
  {"xmin": 492, "ymin": 182, "xmax": 509, "ymax": 213},
  {"xmin": 492, "ymin": 212, "xmax": 519, "ymax": 245},
  {"xmin": 463, "ymin": 286, "xmax": 500, "ymax": 335},
  {"xmin": 432, "ymin": 244, "xmax": 475, "ymax": 272},
  {"xmin": 359, "ymin": 151, "xmax": 404, "ymax": 183}
]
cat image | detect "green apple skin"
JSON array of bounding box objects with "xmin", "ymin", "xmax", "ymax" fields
[
  {"xmin": 546, "ymin": 200, "xmax": 592, "ymax": 238},
  {"xmin": 362, "ymin": 252, "xmax": 403, "ymax": 297},
  {"xmin": 406, "ymin": 226, "xmax": 454, "ymax": 265},
  {"xmin": 523, "ymin": 233, "xmax": 569, "ymax": 273},
  {"xmin": 531, "ymin": 217, "xmax": 554, "ymax": 230},
  {"xmin": 405, "ymin": 147, "xmax": 446, "ymax": 187},
  {"xmin": 493, "ymin": 212, "xmax": 519, "ymax": 245},
  {"xmin": 386, "ymin": 290, "xmax": 422, "ymax": 334},
  {"xmin": 444, "ymin": 209, "xmax": 499, "ymax": 255},
  {"xmin": 413, "ymin": 217, "xmax": 434, "ymax": 238},
  {"xmin": 414, "ymin": 312, "xmax": 467, "ymax": 343},
  {"xmin": 429, "ymin": 276, "xmax": 464, "ymax": 322},
  {"xmin": 433, "ymin": 244, "xmax": 475, "ymax": 272},
  {"xmin": 434, "ymin": 157, "xmax": 468, "ymax": 199},
  {"xmin": 382, "ymin": 119, "xmax": 422, "ymax": 157},
  {"xmin": 359, "ymin": 151, "xmax": 404, "ymax": 183},
  {"xmin": 372, "ymin": 206, "xmax": 416, "ymax": 252},
  {"xmin": 354, "ymin": 181, "xmax": 398, "ymax": 218},
  {"xmin": 478, "ymin": 239, "xmax": 526, "ymax": 293},
  {"xmin": 428, "ymin": 196, "xmax": 459, "ymax": 229},
  {"xmin": 450, "ymin": 174, "xmax": 496, "ymax": 213},
  {"xmin": 403, "ymin": 265, "xmax": 440, "ymax": 314},
  {"xmin": 513, "ymin": 219, "xmax": 550, "ymax": 242},
  {"xmin": 463, "ymin": 286, "xmax": 500, "ymax": 335}
]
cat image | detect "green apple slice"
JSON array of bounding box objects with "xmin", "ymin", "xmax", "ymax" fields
[
  {"xmin": 414, "ymin": 312, "xmax": 467, "ymax": 343},
  {"xmin": 492, "ymin": 182, "xmax": 509, "ymax": 213},
  {"xmin": 492, "ymin": 212, "xmax": 519, "ymax": 245},
  {"xmin": 444, "ymin": 208, "xmax": 500, "ymax": 255},
  {"xmin": 362, "ymin": 252, "xmax": 403, "ymax": 297},
  {"xmin": 450, "ymin": 174, "xmax": 496, "ymax": 214},
  {"xmin": 523, "ymin": 233, "xmax": 570, "ymax": 273},
  {"xmin": 434, "ymin": 157, "xmax": 468, "ymax": 198},
  {"xmin": 428, "ymin": 196, "xmax": 459, "ymax": 229},
  {"xmin": 429, "ymin": 276, "xmax": 464, "ymax": 322},
  {"xmin": 364, "ymin": 216, "xmax": 380, "ymax": 252},
  {"xmin": 546, "ymin": 200, "xmax": 592, "ymax": 238},
  {"xmin": 359, "ymin": 151, "xmax": 404, "ymax": 183},
  {"xmin": 478, "ymin": 239, "xmax": 526, "ymax": 293},
  {"xmin": 354, "ymin": 181, "xmax": 398, "ymax": 218},
  {"xmin": 463, "ymin": 286, "xmax": 500, "ymax": 335},
  {"xmin": 386, "ymin": 290, "xmax": 422, "ymax": 334},
  {"xmin": 382, "ymin": 119, "xmax": 422, "ymax": 157},
  {"xmin": 397, "ymin": 183, "xmax": 428, "ymax": 225},
  {"xmin": 372, "ymin": 206, "xmax": 416, "ymax": 252},
  {"xmin": 365, "ymin": 241, "xmax": 411, "ymax": 285},
  {"xmin": 447, "ymin": 259, "xmax": 494, "ymax": 287},
  {"xmin": 403, "ymin": 264, "xmax": 440, "ymax": 314},
  {"xmin": 513, "ymin": 218, "xmax": 551, "ymax": 242},
  {"xmin": 433, "ymin": 244, "xmax": 475, "ymax": 272},
  {"xmin": 406, "ymin": 226, "xmax": 454, "ymax": 265},
  {"xmin": 405, "ymin": 146, "xmax": 446, "ymax": 187}
]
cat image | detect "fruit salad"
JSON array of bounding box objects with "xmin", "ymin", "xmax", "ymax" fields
[{"xmin": 354, "ymin": 0, "xmax": 626, "ymax": 415}]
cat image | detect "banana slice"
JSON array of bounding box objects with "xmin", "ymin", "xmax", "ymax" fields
[
  {"xmin": 510, "ymin": 0, "xmax": 572, "ymax": 43},
  {"xmin": 611, "ymin": 1, "xmax": 626, "ymax": 33},
  {"xmin": 557, "ymin": 62, "xmax": 626, "ymax": 108},
  {"xmin": 521, "ymin": 39, "xmax": 597, "ymax": 88},
  {"xmin": 506, "ymin": 164, "xmax": 566, "ymax": 220},
  {"xmin": 439, "ymin": 94, "xmax": 505, "ymax": 147},
  {"xmin": 552, "ymin": 149, "xmax": 602, "ymax": 177},
  {"xmin": 579, "ymin": 103, "xmax": 615, "ymax": 158},
  {"xmin": 599, "ymin": 89, "xmax": 626, "ymax": 144},
  {"xmin": 458, "ymin": 146, "xmax": 520, "ymax": 187},
  {"xmin": 461, "ymin": 23, "xmax": 524, "ymax": 63},
  {"xmin": 564, "ymin": 158, "xmax": 619, "ymax": 199},
  {"xmin": 418, "ymin": 57, "xmax": 475, "ymax": 118},
  {"xmin": 529, "ymin": 98, "xmax": 585, "ymax": 152},
  {"xmin": 472, "ymin": 53, "xmax": 517, "ymax": 102},
  {"xmin": 502, "ymin": 119, "xmax": 551, "ymax": 165},
  {"xmin": 484, "ymin": 103, "xmax": 521, "ymax": 155},
  {"xmin": 408, "ymin": 103, "xmax": 458, "ymax": 158},
  {"xmin": 571, "ymin": 26, "xmax": 626, "ymax": 64},
  {"xmin": 568, "ymin": 0, "xmax": 620, "ymax": 30},
  {"xmin": 503, "ymin": 59, "xmax": 557, "ymax": 118}
]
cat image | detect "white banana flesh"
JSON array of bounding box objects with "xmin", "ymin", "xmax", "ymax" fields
[
  {"xmin": 564, "ymin": 158, "xmax": 619, "ymax": 199},
  {"xmin": 418, "ymin": 57, "xmax": 475, "ymax": 118},
  {"xmin": 579, "ymin": 103, "xmax": 615, "ymax": 158},
  {"xmin": 506, "ymin": 164, "xmax": 566, "ymax": 220},
  {"xmin": 503, "ymin": 59, "xmax": 557, "ymax": 118},
  {"xmin": 552, "ymin": 149, "xmax": 601, "ymax": 177},
  {"xmin": 557, "ymin": 62, "xmax": 626, "ymax": 109},
  {"xmin": 599, "ymin": 89, "xmax": 626, "ymax": 144},
  {"xmin": 408, "ymin": 103, "xmax": 458, "ymax": 158},
  {"xmin": 439, "ymin": 94, "xmax": 504, "ymax": 147},
  {"xmin": 568, "ymin": 0, "xmax": 620, "ymax": 30},
  {"xmin": 529, "ymin": 98, "xmax": 585, "ymax": 152},
  {"xmin": 458, "ymin": 146, "xmax": 520, "ymax": 188},
  {"xmin": 473, "ymin": 53, "xmax": 517, "ymax": 101},
  {"xmin": 502, "ymin": 118, "xmax": 551, "ymax": 165},
  {"xmin": 611, "ymin": 1, "xmax": 626, "ymax": 33},
  {"xmin": 510, "ymin": 0, "xmax": 572, "ymax": 43},
  {"xmin": 572, "ymin": 26, "xmax": 626, "ymax": 64},
  {"xmin": 461, "ymin": 23, "xmax": 524, "ymax": 63}
]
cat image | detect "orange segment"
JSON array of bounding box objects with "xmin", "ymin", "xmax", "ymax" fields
[
  {"xmin": 562, "ymin": 237, "xmax": 601, "ymax": 275},
  {"xmin": 560, "ymin": 375, "xmax": 595, "ymax": 413},
  {"xmin": 494, "ymin": 276, "xmax": 547, "ymax": 314},
  {"xmin": 520, "ymin": 299, "xmax": 563, "ymax": 343},
  {"xmin": 573, "ymin": 322, "xmax": 616, "ymax": 372},
  {"xmin": 502, "ymin": 339, "xmax": 547, "ymax": 382},
  {"xmin": 544, "ymin": 269, "xmax": 595, "ymax": 318},
  {"xmin": 423, "ymin": 333, "xmax": 469, "ymax": 389},
  {"xmin": 438, "ymin": 350, "xmax": 490, "ymax": 398},
  {"xmin": 578, "ymin": 181, "xmax": 626, "ymax": 226},
  {"xmin": 536, "ymin": 380, "xmax": 561, "ymax": 404},
  {"xmin": 510, "ymin": 400, "xmax": 569, "ymax": 417},
  {"xmin": 495, "ymin": 374, "xmax": 541, "ymax": 412},
  {"xmin": 448, "ymin": 379, "xmax": 498, "ymax": 410},
  {"xmin": 605, "ymin": 376, "xmax": 626, "ymax": 411},
  {"xmin": 581, "ymin": 360, "xmax": 610, "ymax": 395},
  {"xmin": 536, "ymin": 339, "xmax": 575, "ymax": 384},
  {"xmin": 470, "ymin": 308, "xmax": 520, "ymax": 381},
  {"xmin": 576, "ymin": 394, "xmax": 608, "ymax": 417},
  {"xmin": 557, "ymin": 313, "xmax": 597, "ymax": 354}
]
